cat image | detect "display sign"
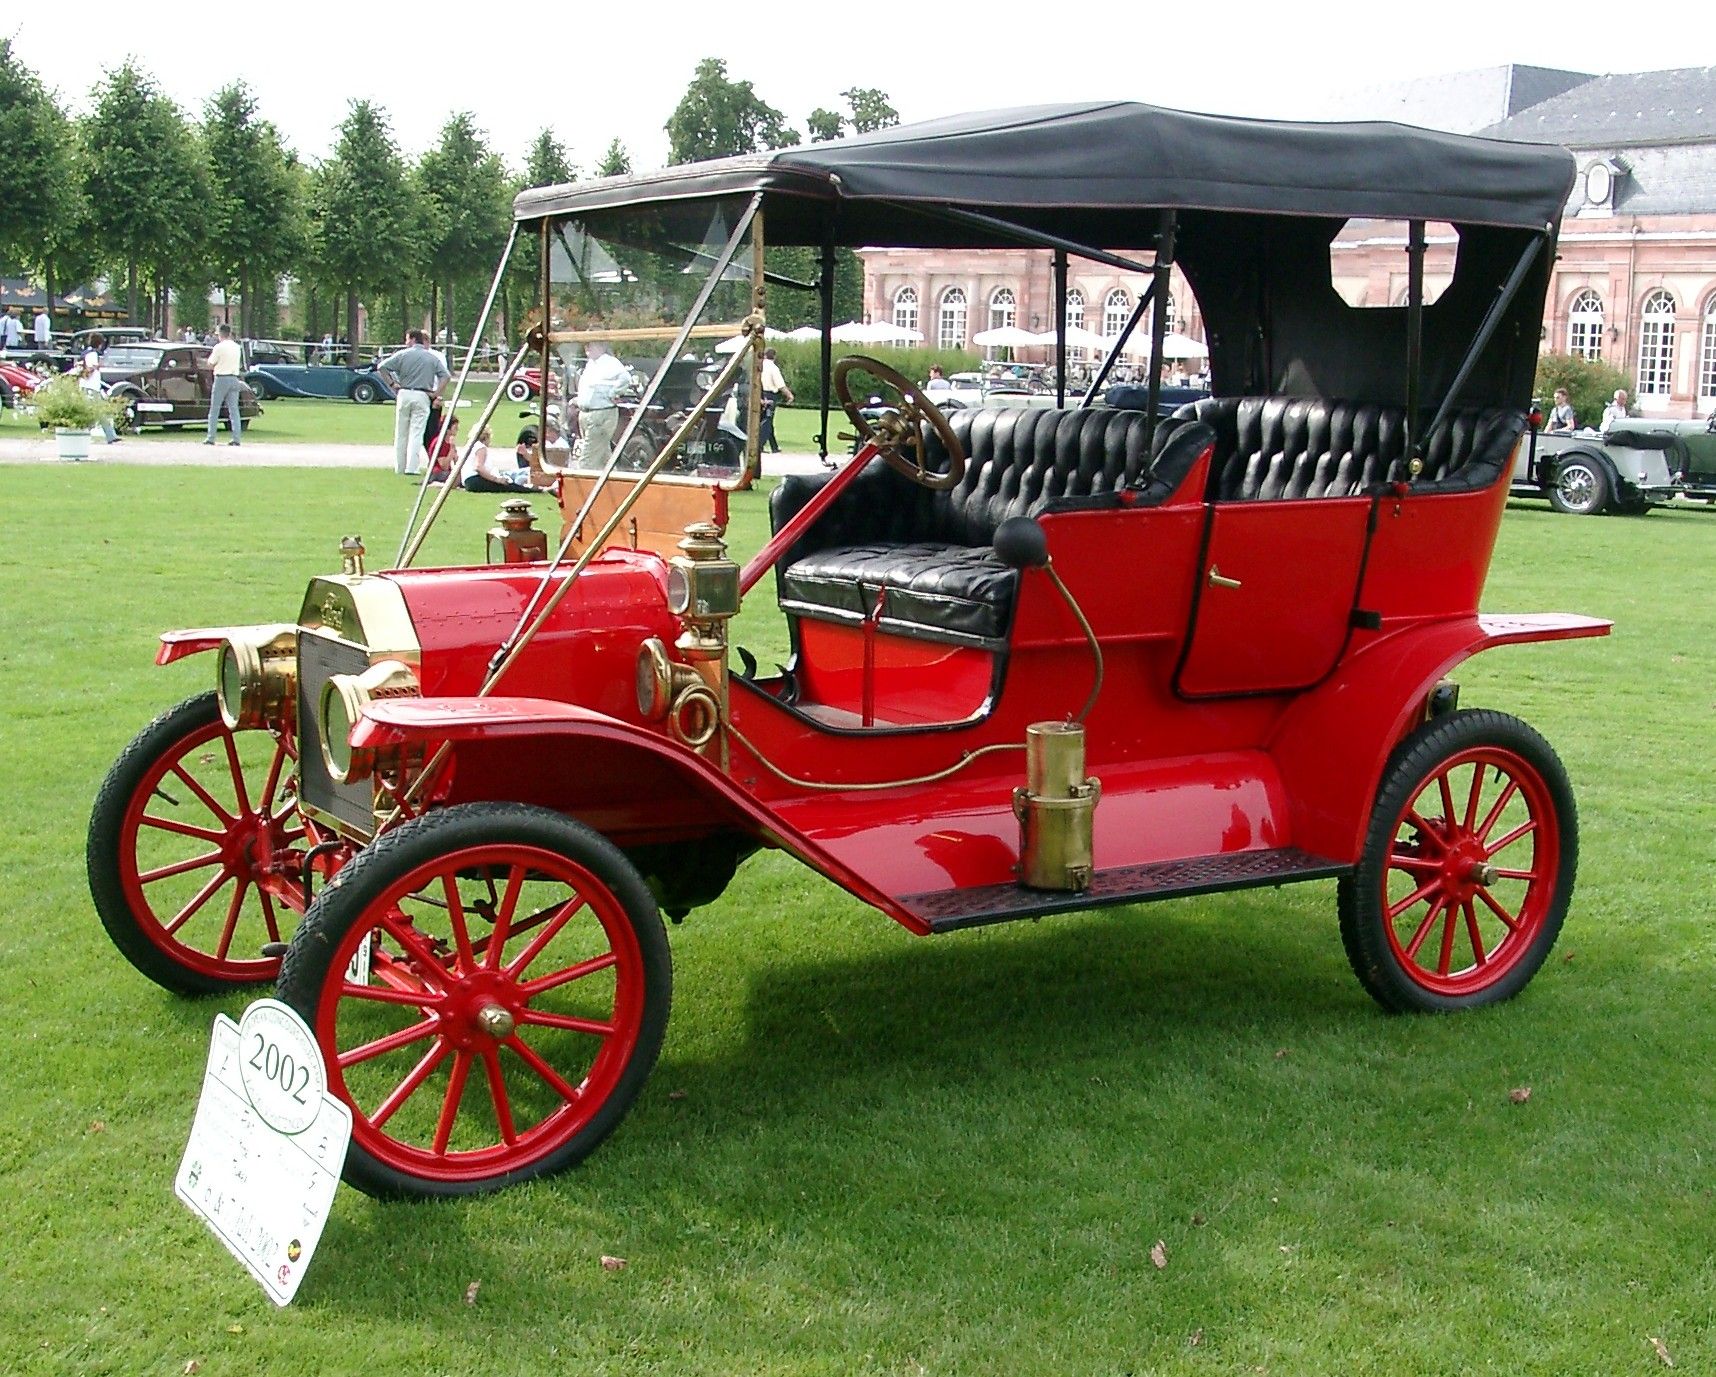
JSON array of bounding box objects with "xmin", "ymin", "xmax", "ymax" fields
[{"xmin": 175, "ymin": 1000, "xmax": 351, "ymax": 1306}]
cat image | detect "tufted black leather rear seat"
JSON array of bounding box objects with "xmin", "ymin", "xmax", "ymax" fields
[
  {"xmin": 1151, "ymin": 396, "xmax": 1523, "ymax": 501},
  {"xmin": 770, "ymin": 397, "xmax": 1523, "ymax": 648}
]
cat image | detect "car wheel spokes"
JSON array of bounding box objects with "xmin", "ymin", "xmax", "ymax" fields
[
  {"xmin": 323, "ymin": 847, "xmax": 643, "ymax": 1181},
  {"xmin": 1381, "ymin": 748, "xmax": 1557, "ymax": 993}
]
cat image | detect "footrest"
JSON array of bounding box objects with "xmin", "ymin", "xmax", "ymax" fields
[{"xmin": 903, "ymin": 848, "xmax": 1348, "ymax": 933}]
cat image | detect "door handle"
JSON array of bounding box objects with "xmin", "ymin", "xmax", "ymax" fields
[{"xmin": 1207, "ymin": 565, "xmax": 1242, "ymax": 590}]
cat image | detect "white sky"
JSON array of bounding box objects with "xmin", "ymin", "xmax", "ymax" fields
[{"xmin": 12, "ymin": 2, "xmax": 1716, "ymax": 174}]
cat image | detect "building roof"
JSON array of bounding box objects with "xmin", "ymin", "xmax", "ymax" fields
[
  {"xmin": 1310, "ymin": 65, "xmax": 1591, "ymax": 135},
  {"xmin": 1480, "ymin": 67, "xmax": 1716, "ymax": 146}
]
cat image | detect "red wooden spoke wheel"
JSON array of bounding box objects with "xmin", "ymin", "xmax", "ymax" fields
[
  {"xmin": 88, "ymin": 692, "xmax": 322, "ymax": 994},
  {"xmin": 1340, "ymin": 709, "xmax": 1577, "ymax": 1012},
  {"xmin": 279, "ymin": 803, "xmax": 671, "ymax": 1199}
]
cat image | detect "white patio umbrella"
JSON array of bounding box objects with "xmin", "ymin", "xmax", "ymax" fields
[
  {"xmin": 713, "ymin": 327, "xmax": 792, "ymax": 354},
  {"xmin": 785, "ymin": 325, "xmax": 824, "ymax": 342},
  {"xmin": 1054, "ymin": 325, "xmax": 1112, "ymax": 351},
  {"xmin": 971, "ymin": 325, "xmax": 1044, "ymax": 348},
  {"xmin": 829, "ymin": 321, "xmax": 924, "ymax": 344},
  {"xmin": 1158, "ymin": 331, "xmax": 1209, "ymax": 359}
]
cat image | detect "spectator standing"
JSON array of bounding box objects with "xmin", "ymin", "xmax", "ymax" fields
[
  {"xmin": 575, "ymin": 341, "xmax": 633, "ymax": 468},
  {"xmin": 1600, "ymin": 388, "xmax": 1631, "ymax": 430},
  {"xmin": 77, "ymin": 334, "xmax": 119, "ymax": 445},
  {"xmin": 32, "ymin": 305, "xmax": 51, "ymax": 351},
  {"xmin": 759, "ymin": 347, "xmax": 793, "ymax": 454},
  {"xmin": 0, "ymin": 307, "xmax": 22, "ymax": 354},
  {"xmin": 377, "ymin": 329, "xmax": 450, "ymax": 476},
  {"xmin": 203, "ymin": 323, "xmax": 245, "ymax": 445},
  {"xmin": 1546, "ymin": 387, "xmax": 1577, "ymax": 434}
]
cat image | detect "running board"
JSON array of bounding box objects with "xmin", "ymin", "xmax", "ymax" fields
[{"xmin": 903, "ymin": 848, "xmax": 1348, "ymax": 933}]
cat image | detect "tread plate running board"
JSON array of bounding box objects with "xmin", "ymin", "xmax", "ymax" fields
[{"xmin": 904, "ymin": 848, "xmax": 1348, "ymax": 933}]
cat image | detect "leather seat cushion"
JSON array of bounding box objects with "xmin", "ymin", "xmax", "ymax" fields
[{"xmin": 778, "ymin": 542, "xmax": 1019, "ymax": 646}]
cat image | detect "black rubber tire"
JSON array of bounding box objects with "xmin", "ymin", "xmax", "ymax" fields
[
  {"xmin": 1547, "ymin": 455, "xmax": 1610, "ymax": 515},
  {"xmin": 114, "ymin": 393, "xmax": 141, "ymax": 434},
  {"xmin": 350, "ymin": 379, "xmax": 379, "ymax": 404},
  {"xmin": 279, "ymin": 802, "xmax": 671, "ymax": 1198},
  {"xmin": 1338, "ymin": 709, "xmax": 1578, "ymax": 1014},
  {"xmin": 87, "ymin": 692, "xmax": 283, "ymax": 995},
  {"xmin": 504, "ymin": 378, "xmax": 532, "ymax": 403},
  {"xmin": 249, "ymin": 377, "xmax": 272, "ymax": 401}
]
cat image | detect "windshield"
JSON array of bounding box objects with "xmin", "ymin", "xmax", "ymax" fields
[
  {"xmin": 541, "ymin": 195, "xmax": 761, "ymax": 485},
  {"xmin": 102, "ymin": 347, "xmax": 164, "ymax": 370}
]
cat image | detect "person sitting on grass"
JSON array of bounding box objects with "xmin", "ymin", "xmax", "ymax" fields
[{"xmin": 462, "ymin": 425, "xmax": 550, "ymax": 493}]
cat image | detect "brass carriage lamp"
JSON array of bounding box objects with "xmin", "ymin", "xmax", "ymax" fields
[
  {"xmin": 486, "ymin": 499, "xmax": 549, "ymax": 565},
  {"xmin": 666, "ymin": 521, "xmax": 740, "ymax": 655}
]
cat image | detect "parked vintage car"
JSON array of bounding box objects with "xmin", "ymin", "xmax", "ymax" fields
[
  {"xmin": 1512, "ymin": 411, "xmax": 1716, "ymax": 514},
  {"xmin": 0, "ymin": 358, "xmax": 39, "ymax": 409},
  {"xmin": 97, "ymin": 341, "xmax": 263, "ymax": 431},
  {"xmin": 503, "ymin": 366, "xmax": 558, "ymax": 404},
  {"xmin": 90, "ymin": 102, "xmax": 1606, "ymax": 1200},
  {"xmin": 244, "ymin": 342, "xmax": 396, "ymax": 404}
]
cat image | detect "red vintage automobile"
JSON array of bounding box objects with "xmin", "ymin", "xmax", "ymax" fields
[{"xmin": 89, "ymin": 103, "xmax": 1606, "ymax": 1199}]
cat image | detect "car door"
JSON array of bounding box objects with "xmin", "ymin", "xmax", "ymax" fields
[
  {"xmin": 1174, "ymin": 496, "xmax": 1372, "ymax": 697},
  {"xmin": 159, "ymin": 349, "xmax": 204, "ymax": 418},
  {"xmin": 1677, "ymin": 412, "xmax": 1716, "ymax": 480}
]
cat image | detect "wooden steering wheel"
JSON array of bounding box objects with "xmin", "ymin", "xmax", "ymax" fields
[{"xmin": 832, "ymin": 355, "xmax": 967, "ymax": 491}]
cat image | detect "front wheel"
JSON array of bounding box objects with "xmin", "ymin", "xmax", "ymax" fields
[
  {"xmin": 1548, "ymin": 456, "xmax": 1609, "ymax": 515},
  {"xmin": 278, "ymin": 803, "xmax": 671, "ymax": 1199},
  {"xmin": 1339, "ymin": 709, "xmax": 1577, "ymax": 1013},
  {"xmin": 504, "ymin": 378, "xmax": 532, "ymax": 404},
  {"xmin": 350, "ymin": 379, "xmax": 380, "ymax": 404},
  {"xmin": 87, "ymin": 692, "xmax": 316, "ymax": 994}
]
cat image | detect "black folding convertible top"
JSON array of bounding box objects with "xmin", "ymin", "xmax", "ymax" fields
[{"xmin": 513, "ymin": 101, "xmax": 1575, "ymax": 243}]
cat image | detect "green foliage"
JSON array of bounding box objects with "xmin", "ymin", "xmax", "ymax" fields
[
  {"xmin": 595, "ymin": 137, "xmax": 632, "ymax": 178},
  {"xmin": 842, "ymin": 86, "xmax": 899, "ymax": 134},
  {"xmin": 524, "ymin": 128, "xmax": 575, "ymax": 188},
  {"xmin": 29, "ymin": 373, "xmax": 116, "ymax": 429},
  {"xmin": 666, "ymin": 58, "xmax": 798, "ymax": 164},
  {"xmin": 202, "ymin": 83, "xmax": 303, "ymax": 337},
  {"xmin": 0, "ymin": 39, "xmax": 80, "ymax": 275},
  {"xmin": 83, "ymin": 62, "xmax": 208, "ymax": 322},
  {"xmin": 806, "ymin": 107, "xmax": 843, "ymax": 143},
  {"xmin": 769, "ymin": 340, "xmax": 979, "ymax": 410},
  {"xmin": 314, "ymin": 100, "xmax": 416, "ymax": 351},
  {"xmin": 1534, "ymin": 353, "xmax": 1633, "ymax": 429},
  {"xmin": 416, "ymin": 112, "xmax": 512, "ymax": 340}
]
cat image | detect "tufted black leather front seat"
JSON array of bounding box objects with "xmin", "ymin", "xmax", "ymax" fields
[{"xmin": 770, "ymin": 407, "xmax": 1183, "ymax": 648}]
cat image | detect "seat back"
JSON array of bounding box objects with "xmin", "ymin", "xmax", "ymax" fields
[{"xmin": 1179, "ymin": 396, "xmax": 1523, "ymax": 501}]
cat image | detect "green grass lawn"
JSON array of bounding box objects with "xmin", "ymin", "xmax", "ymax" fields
[{"xmin": 2, "ymin": 466, "xmax": 1714, "ymax": 1375}]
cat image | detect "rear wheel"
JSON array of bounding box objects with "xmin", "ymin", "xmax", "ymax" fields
[
  {"xmin": 278, "ymin": 803, "xmax": 671, "ymax": 1198},
  {"xmin": 1548, "ymin": 456, "xmax": 1609, "ymax": 515},
  {"xmin": 87, "ymin": 692, "xmax": 317, "ymax": 994},
  {"xmin": 504, "ymin": 378, "xmax": 532, "ymax": 403},
  {"xmin": 1339, "ymin": 709, "xmax": 1576, "ymax": 1012}
]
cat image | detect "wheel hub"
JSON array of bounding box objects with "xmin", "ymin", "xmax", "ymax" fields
[
  {"xmin": 1439, "ymin": 832, "xmax": 1491, "ymax": 902},
  {"xmin": 438, "ymin": 971, "xmax": 523, "ymax": 1049}
]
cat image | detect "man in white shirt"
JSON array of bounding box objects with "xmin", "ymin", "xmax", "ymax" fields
[
  {"xmin": 32, "ymin": 307, "xmax": 51, "ymax": 351},
  {"xmin": 1600, "ymin": 388, "xmax": 1631, "ymax": 431},
  {"xmin": 203, "ymin": 323, "xmax": 246, "ymax": 445},
  {"xmin": 758, "ymin": 347, "xmax": 793, "ymax": 454},
  {"xmin": 575, "ymin": 341, "xmax": 635, "ymax": 468},
  {"xmin": 0, "ymin": 308, "xmax": 22, "ymax": 354}
]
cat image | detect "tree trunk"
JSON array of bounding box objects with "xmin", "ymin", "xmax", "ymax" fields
[
  {"xmin": 44, "ymin": 259, "xmax": 57, "ymax": 329},
  {"xmin": 127, "ymin": 261, "xmax": 139, "ymax": 326},
  {"xmin": 240, "ymin": 269, "xmax": 251, "ymax": 340},
  {"xmin": 346, "ymin": 285, "xmax": 360, "ymax": 365},
  {"xmin": 429, "ymin": 281, "xmax": 438, "ymax": 344},
  {"xmin": 308, "ymin": 287, "xmax": 319, "ymax": 342},
  {"xmin": 397, "ymin": 285, "xmax": 407, "ymax": 344}
]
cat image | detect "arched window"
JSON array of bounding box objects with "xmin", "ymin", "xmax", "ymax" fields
[
  {"xmin": 1103, "ymin": 288, "xmax": 1131, "ymax": 339},
  {"xmin": 892, "ymin": 285, "xmax": 918, "ymax": 337},
  {"xmin": 984, "ymin": 287, "xmax": 1017, "ymax": 358},
  {"xmin": 1156, "ymin": 292, "xmax": 1178, "ymax": 335},
  {"xmin": 1568, "ymin": 289, "xmax": 1604, "ymax": 361},
  {"xmin": 1063, "ymin": 288, "xmax": 1086, "ymax": 360},
  {"xmin": 938, "ymin": 286, "xmax": 968, "ymax": 351},
  {"xmin": 1637, "ymin": 290, "xmax": 1676, "ymax": 397},
  {"xmin": 1700, "ymin": 296, "xmax": 1716, "ymax": 405}
]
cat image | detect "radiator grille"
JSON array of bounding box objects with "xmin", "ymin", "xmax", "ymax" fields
[{"xmin": 297, "ymin": 631, "xmax": 375, "ymax": 834}]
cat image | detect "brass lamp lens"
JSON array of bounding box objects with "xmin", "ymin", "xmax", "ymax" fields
[
  {"xmin": 216, "ymin": 642, "xmax": 251, "ymax": 730},
  {"xmin": 666, "ymin": 565, "xmax": 692, "ymax": 616},
  {"xmin": 319, "ymin": 677, "xmax": 358, "ymax": 782}
]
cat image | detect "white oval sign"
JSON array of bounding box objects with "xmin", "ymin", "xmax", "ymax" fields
[{"xmin": 236, "ymin": 999, "xmax": 327, "ymax": 1135}]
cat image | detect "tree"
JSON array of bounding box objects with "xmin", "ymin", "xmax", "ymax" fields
[
  {"xmin": 842, "ymin": 87, "xmax": 899, "ymax": 134},
  {"xmin": 524, "ymin": 129, "xmax": 575, "ymax": 188},
  {"xmin": 202, "ymin": 83, "xmax": 303, "ymax": 337},
  {"xmin": 806, "ymin": 108, "xmax": 843, "ymax": 143},
  {"xmin": 0, "ymin": 40, "xmax": 87, "ymax": 312},
  {"xmin": 595, "ymin": 138, "xmax": 632, "ymax": 178},
  {"xmin": 666, "ymin": 58, "xmax": 798, "ymax": 164},
  {"xmin": 83, "ymin": 62, "xmax": 207, "ymax": 326},
  {"xmin": 314, "ymin": 100, "xmax": 416, "ymax": 360},
  {"xmin": 1535, "ymin": 353, "xmax": 1633, "ymax": 430},
  {"xmin": 416, "ymin": 113, "xmax": 511, "ymax": 343}
]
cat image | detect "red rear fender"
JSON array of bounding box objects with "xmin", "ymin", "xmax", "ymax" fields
[{"xmin": 1269, "ymin": 613, "xmax": 1610, "ymax": 862}]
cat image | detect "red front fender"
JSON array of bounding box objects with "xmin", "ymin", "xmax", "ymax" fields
[
  {"xmin": 353, "ymin": 696, "xmax": 932, "ymax": 934},
  {"xmin": 1269, "ymin": 613, "xmax": 1610, "ymax": 863}
]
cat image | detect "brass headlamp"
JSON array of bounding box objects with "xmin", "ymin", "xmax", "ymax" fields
[
  {"xmin": 666, "ymin": 522, "xmax": 740, "ymax": 628},
  {"xmin": 318, "ymin": 659, "xmax": 419, "ymax": 784},
  {"xmin": 214, "ymin": 626, "xmax": 299, "ymax": 730}
]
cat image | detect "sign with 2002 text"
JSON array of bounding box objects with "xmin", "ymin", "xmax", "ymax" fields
[{"xmin": 175, "ymin": 1000, "xmax": 351, "ymax": 1306}]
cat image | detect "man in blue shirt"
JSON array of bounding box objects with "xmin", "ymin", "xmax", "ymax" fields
[{"xmin": 378, "ymin": 330, "xmax": 450, "ymax": 476}]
